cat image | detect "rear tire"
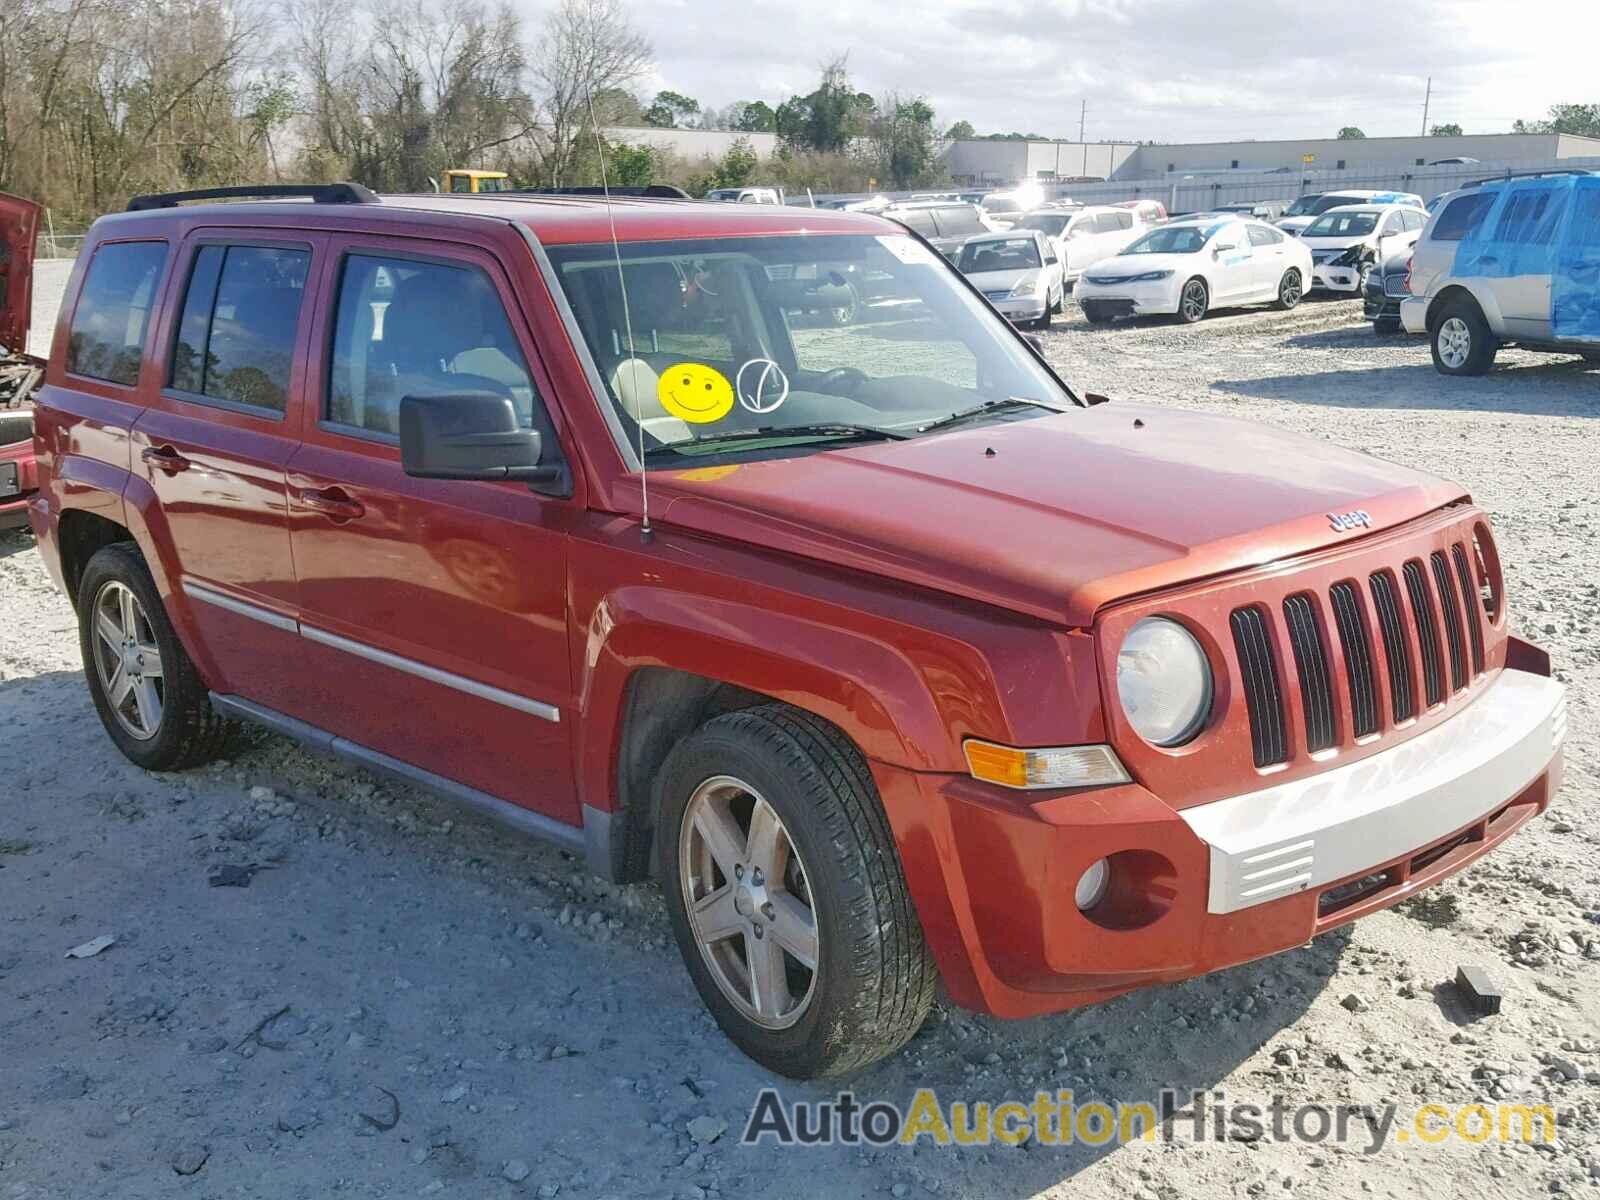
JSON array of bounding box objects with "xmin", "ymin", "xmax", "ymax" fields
[
  {"xmin": 1275, "ymin": 268, "xmax": 1303, "ymax": 311},
  {"xmin": 1430, "ymin": 299, "xmax": 1497, "ymax": 376},
  {"xmin": 76, "ymin": 543, "xmax": 236, "ymax": 771},
  {"xmin": 656, "ymin": 704, "xmax": 936, "ymax": 1078},
  {"xmin": 1175, "ymin": 277, "xmax": 1209, "ymax": 324}
]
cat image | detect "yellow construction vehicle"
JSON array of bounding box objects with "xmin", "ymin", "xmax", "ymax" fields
[{"xmin": 441, "ymin": 169, "xmax": 511, "ymax": 194}]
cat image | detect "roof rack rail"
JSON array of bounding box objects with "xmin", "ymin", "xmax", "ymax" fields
[
  {"xmin": 513, "ymin": 184, "xmax": 691, "ymax": 200},
  {"xmin": 1465, "ymin": 168, "xmax": 1596, "ymax": 189},
  {"xmin": 126, "ymin": 182, "xmax": 379, "ymax": 212}
]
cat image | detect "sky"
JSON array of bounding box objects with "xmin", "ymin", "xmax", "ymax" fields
[{"xmin": 538, "ymin": 0, "xmax": 1600, "ymax": 144}]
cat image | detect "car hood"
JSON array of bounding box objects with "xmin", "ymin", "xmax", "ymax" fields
[
  {"xmin": 1083, "ymin": 253, "xmax": 1195, "ymax": 278},
  {"xmin": 965, "ymin": 267, "xmax": 1037, "ymax": 290},
  {"xmin": 645, "ymin": 402, "xmax": 1465, "ymax": 627}
]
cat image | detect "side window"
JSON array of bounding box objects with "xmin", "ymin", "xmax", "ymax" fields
[
  {"xmin": 934, "ymin": 206, "xmax": 983, "ymax": 237},
  {"xmin": 450, "ymin": 175, "xmax": 472, "ymax": 193},
  {"xmin": 66, "ymin": 241, "xmax": 168, "ymax": 386},
  {"xmin": 1432, "ymin": 193, "xmax": 1495, "ymax": 242},
  {"xmin": 1246, "ymin": 225, "xmax": 1280, "ymax": 246},
  {"xmin": 897, "ymin": 209, "xmax": 937, "ymax": 236},
  {"xmin": 1402, "ymin": 209, "xmax": 1424, "ymax": 232},
  {"xmin": 169, "ymin": 245, "xmax": 309, "ymax": 413},
  {"xmin": 1115, "ymin": 211, "xmax": 1134, "ymax": 230},
  {"xmin": 327, "ymin": 253, "xmax": 545, "ymax": 438},
  {"xmin": 1494, "ymin": 188, "xmax": 1559, "ymax": 245}
]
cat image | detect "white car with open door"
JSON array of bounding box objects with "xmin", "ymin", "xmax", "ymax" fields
[
  {"xmin": 1301, "ymin": 204, "xmax": 1426, "ymax": 294},
  {"xmin": 1074, "ymin": 216, "xmax": 1312, "ymax": 324},
  {"xmin": 955, "ymin": 229, "xmax": 1065, "ymax": 328}
]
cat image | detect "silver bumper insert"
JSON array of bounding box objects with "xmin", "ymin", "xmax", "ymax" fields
[{"xmin": 1181, "ymin": 669, "xmax": 1565, "ymax": 914}]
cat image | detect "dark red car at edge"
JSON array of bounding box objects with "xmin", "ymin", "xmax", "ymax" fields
[
  {"xmin": 0, "ymin": 192, "xmax": 43, "ymax": 528},
  {"xmin": 14, "ymin": 183, "xmax": 1566, "ymax": 1078}
]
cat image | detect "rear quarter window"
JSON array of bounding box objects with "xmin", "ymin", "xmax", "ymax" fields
[
  {"xmin": 932, "ymin": 206, "xmax": 983, "ymax": 237},
  {"xmin": 1429, "ymin": 193, "xmax": 1495, "ymax": 243},
  {"xmin": 67, "ymin": 241, "xmax": 168, "ymax": 386}
]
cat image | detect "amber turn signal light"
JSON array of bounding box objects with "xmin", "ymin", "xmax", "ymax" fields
[{"xmin": 963, "ymin": 739, "xmax": 1132, "ymax": 790}]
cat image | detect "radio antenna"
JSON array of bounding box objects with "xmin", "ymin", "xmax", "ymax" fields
[{"xmin": 585, "ymin": 84, "xmax": 652, "ymax": 542}]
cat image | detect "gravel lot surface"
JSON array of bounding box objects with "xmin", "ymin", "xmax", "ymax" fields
[{"xmin": 2, "ymin": 281, "xmax": 1598, "ymax": 1199}]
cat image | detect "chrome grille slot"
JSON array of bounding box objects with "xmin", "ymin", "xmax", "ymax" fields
[
  {"xmin": 1283, "ymin": 593, "xmax": 1336, "ymax": 753},
  {"xmin": 1402, "ymin": 559, "xmax": 1446, "ymax": 707},
  {"xmin": 1369, "ymin": 569, "xmax": 1416, "ymax": 723},
  {"xmin": 1231, "ymin": 606, "xmax": 1287, "ymax": 768},
  {"xmin": 1329, "ymin": 582, "xmax": 1379, "ymax": 738}
]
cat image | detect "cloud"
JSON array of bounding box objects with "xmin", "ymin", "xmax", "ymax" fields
[{"xmin": 520, "ymin": 0, "xmax": 1600, "ymax": 142}]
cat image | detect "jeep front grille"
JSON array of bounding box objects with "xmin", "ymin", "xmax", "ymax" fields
[{"xmin": 1228, "ymin": 536, "xmax": 1491, "ymax": 769}]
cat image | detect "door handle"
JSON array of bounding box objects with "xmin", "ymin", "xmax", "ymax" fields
[
  {"xmin": 297, "ymin": 487, "xmax": 365, "ymax": 521},
  {"xmin": 141, "ymin": 445, "xmax": 191, "ymax": 474}
]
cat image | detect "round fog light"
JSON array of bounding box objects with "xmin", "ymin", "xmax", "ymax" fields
[{"xmin": 1075, "ymin": 858, "xmax": 1109, "ymax": 911}]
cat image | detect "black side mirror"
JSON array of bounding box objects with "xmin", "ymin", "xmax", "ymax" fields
[{"xmin": 399, "ymin": 392, "xmax": 568, "ymax": 494}]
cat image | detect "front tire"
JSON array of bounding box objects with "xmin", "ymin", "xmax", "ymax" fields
[
  {"xmin": 657, "ymin": 704, "xmax": 935, "ymax": 1078},
  {"xmin": 1430, "ymin": 299, "xmax": 1497, "ymax": 376},
  {"xmin": 1176, "ymin": 277, "xmax": 1209, "ymax": 324},
  {"xmin": 1275, "ymin": 268, "xmax": 1303, "ymax": 310},
  {"xmin": 77, "ymin": 543, "xmax": 235, "ymax": 771}
]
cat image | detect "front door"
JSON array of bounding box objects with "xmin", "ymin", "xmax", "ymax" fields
[
  {"xmin": 0, "ymin": 192, "xmax": 40, "ymax": 355},
  {"xmin": 132, "ymin": 232, "xmax": 321, "ymax": 715},
  {"xmin": 285, "ymin": 236, "xmax": 579, "ymax": 823}
]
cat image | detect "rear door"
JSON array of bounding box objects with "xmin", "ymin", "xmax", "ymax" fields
[
  {"xmin": 1479, "ymin": 183, "xmax": 1567, "ymax": 338},
  {"xmin": 1246, "ymin": 223, "xmax": 1288, "ymax": 295},
  {"xmin": 0, "ymin": 192, "xmax": 41, "ymax": 356},
  {"xmin": 131, "ymin": 231, "xmax": 323, "ymax": 715},
  {"xmin": 1554, "ymin": 177, "xmax": 1600, "ymax": 344},
  {"xmin": 284, "ymin": 234, "xmax": 579, "ymax": 823}
]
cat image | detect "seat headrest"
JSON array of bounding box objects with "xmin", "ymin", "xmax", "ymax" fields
[{"xmin": 609, "ymin": 358, "xmax": 663, "ymax": 419}]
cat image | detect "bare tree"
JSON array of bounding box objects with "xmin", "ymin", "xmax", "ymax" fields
[{"xmin": 527, "ymin": 0, "xmax": 650, "ymax": 186}]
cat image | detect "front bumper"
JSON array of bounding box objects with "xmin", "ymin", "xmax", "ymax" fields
[
  {"xmin": 986, "ymin": 294, "xmax": 1047, "ymax": 322},
  {"xmin": 1074, "ymin": 277, "xmax": 1180, "ymax": 317},
  {"xmin": 876, "ymin": 666, "xmax": 1564, "ymax": 1019},
  {"xmin": 1312, "ymin": 262, "xmax": 1363, "ymax": 292}
]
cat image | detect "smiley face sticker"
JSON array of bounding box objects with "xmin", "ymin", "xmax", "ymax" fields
[{"xmin": 658, "ymin": 362, "xmax": 734, "ymax": 424}]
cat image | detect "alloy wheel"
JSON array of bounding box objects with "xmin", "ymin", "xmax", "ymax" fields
[
  {"xmin": 1181, "ymin": 280, "xmax": 1207, "ymax": 322},
  {"xmin": 1438, "ymin": 316, "xmax": 1473, "ymax": 369},
  {"xmin": 91, "ymin": 580, "xmax": 164, "ymax": 740},
  {"xmin": 1280, "ymin": 271, "xmax": 1302, "ymax": 307},
  {"xmin": 679, "ymin": 775, "xmax": 819, "ymax": 1030}
]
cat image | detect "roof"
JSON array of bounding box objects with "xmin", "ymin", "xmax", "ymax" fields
[{"xmin": 95, "ymin": 192, "xmax": 895, "ymax": 246}]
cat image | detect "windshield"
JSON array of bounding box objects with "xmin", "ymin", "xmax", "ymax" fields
[
  {"xmin": 982, "ymin": 197, "xmax": 1020, "ymax": 213},
  {"xmin": 546, "ymin": 234, "xmax": 1073, "ymax": 468},
  {"xmin": 1016, "ymin": 213, "xmax": 1070, "ymax": 236},
  {"xmin": 1121, "ymin": 224, "xmax": 1214, "ymax": 254},
  {"xmin": 1282, "ymin": 194, "xmax": 1323, "ymax": 217},
  {"xmin": 957, "ymin": 237, "xmax": 1041, "ymax": 273},
  {"xmin": 1304, "ymin": 211, "xmax": 1377, "ymax": 238}
]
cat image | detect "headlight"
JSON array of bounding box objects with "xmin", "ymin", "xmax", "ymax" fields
[
  {"xmin": 1009, "ymin": 277, "xmax": 1039, "ymax": 296},
  {"xmin": 1116, "ymin": 617, "xmax": 1213, "ymax": 746},
  {"xmin": 1128, "ymin": 270, "xmax": 1173, "ymax": 283}
]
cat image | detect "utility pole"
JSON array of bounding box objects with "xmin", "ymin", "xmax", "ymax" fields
[
  {"xmin": 1079, "ymin": 100, "xmax": 1088, "ymax": 177},
  {"xmin": 1420, "ymin": 76, "xmax": 1432, "ymax": 137}
]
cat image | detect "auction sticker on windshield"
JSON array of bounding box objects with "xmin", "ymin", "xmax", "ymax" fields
[{"xmin": 658, "ymin": 362, "xmax": 735, "ymax": 424}]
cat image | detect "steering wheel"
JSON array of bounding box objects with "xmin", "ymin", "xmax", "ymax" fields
[{"xmin": 814, "ymin": 366, "xmax": 869, "ymax": 396}]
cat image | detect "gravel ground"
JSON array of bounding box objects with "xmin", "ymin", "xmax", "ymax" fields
[{"xmin": 2, "ymin": 283, "xmax": 1598, "ymax": 1200}]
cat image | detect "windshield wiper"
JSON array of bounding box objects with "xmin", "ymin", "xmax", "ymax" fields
[
  {"xmin": 916, "ymin": 396, "xmax": 1062, "ymax": 434},
  {"xmin": 645, "ymin": 422, "xmax": 910, "ymax": 458}
]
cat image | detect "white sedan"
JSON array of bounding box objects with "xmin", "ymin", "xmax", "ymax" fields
[
  {"xmin": 1073, "ymin": 216, "xmax": 1313, "ymax": 324},
  {"xmin": 955, "ymin": 230, "xmax": 1066, "ymax": 328}
]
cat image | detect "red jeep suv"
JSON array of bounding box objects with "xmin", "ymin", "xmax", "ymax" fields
[{"xmin": 17, "ymin": 183, "xmax": 1566, "ymax": 1078}]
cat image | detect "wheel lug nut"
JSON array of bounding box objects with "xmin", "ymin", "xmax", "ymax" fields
[
  {"xmin": 751, "ymin": 868, "xmax": 763, "ymax": 886},
  {"xmin": 752, "ymin": 924, "xmax": 763, "ymax": 938},
  {"xmin": 761, "ymin": 902, "xmax": 775, "ymax": 920},
  {"xmin": 734, "ymin": 864, "xmax": 744, "ymax": 880}
]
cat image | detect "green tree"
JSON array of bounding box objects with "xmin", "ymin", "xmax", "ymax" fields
[
  {"xmin": 643, "ymin": 89, "xmax": 699, "ymax": 127},
  {"xmin": 1337, "ymin": 126, "xmax": 1366, "ymax": 139},
  {"xmin": 775, "ymin": 57, "xmax": 875, "ymax": 153},
  {"xmin": 944, "ymin": 119, "xmax": 975, "ymax": 140},
  {"xmin": 1513, "ymin": 103, "xmax": 1600, "ymax": 136},
  {"xmin": 607, "ymin": 140, "xmax": 656, "ymax": 185},
  {"xmin": 731, "ymin": 100, "xmax": 776, "ymax": 132},
  {"xmin": 1429, "ymin": 122, "xmax": 1463, "ymax": 137},
  {"xmin": 870, "ymin": 94, "xmax": 941, "ymax": 188}
]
